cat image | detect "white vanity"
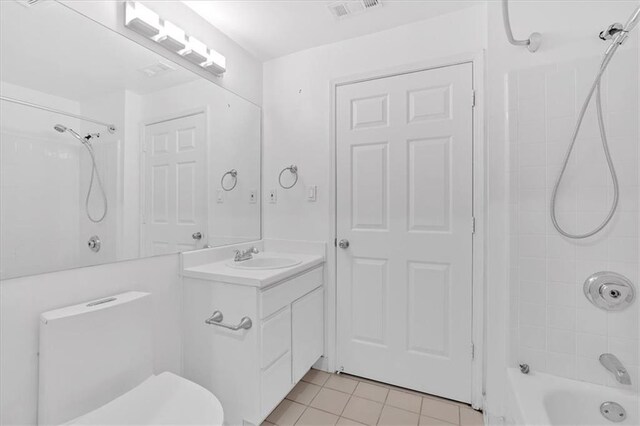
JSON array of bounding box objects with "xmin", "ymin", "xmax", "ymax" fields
[{"xmin": 181, "ymin": 243, "xmax": 325, "ymax": 426}]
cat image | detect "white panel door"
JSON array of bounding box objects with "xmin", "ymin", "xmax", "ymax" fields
[
  {"xmin": 336, "ymin": 63, "xmax": 474, "ymax": 402},
  {"xmin": 143, "ymin": 113, "xmax": 207, "ymax": 255}
]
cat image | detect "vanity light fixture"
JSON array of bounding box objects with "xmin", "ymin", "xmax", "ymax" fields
[
  {"xmin": 124, "ymin": 2, "xmax": 226, "ymax": 76},
  {"xmin": 155, "ymin": 20, "xmax": 186, "ymax": 52},
  {"xmin": 124, "ymin": 2, "xmax": 161, "ymax": 38},
  {"xmin": 181, "ymin": 36, "xmax": 209, "ymax": 64}
]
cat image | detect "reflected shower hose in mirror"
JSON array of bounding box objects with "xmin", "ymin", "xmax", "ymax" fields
[
  {"xmin": 550, "ymin": 4, "xmax": 640, "ymax": 239},
  {"xmin": 278, "ymin": 165, "xmax": 298, "ymax": 189},
  {"xmin": 54, "ymin": 124, "xmax": 108, "ymax": 223},
  {"xmin": 221, "ymin": 169, "xmax": 238, "ymax": 191}
]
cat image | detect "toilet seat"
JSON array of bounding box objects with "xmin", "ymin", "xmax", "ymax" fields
[{"xmin": 66, "ymin": 372, "xmax": 223, "ymax": 425}]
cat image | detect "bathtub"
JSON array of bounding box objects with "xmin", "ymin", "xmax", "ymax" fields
[{"xmin": 506, "ymin": 368, "xmax": 639, "ymax": 425}]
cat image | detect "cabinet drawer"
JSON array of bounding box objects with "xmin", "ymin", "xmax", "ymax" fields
[
  {"xmin": 261, "ymin": 306, "xmax": 291, "ymax": 369},
  {"xmin": 261, "ymin": 266, "xmax": 323, "ymax": 319},
  {"xmin": 261, "ymin": 351, "xmax": 292, "ymax": 419}
]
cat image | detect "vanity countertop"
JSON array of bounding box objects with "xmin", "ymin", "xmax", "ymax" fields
[{"xmin": 182, "ymin": 252, "xmax": 324, "ymax": 287}]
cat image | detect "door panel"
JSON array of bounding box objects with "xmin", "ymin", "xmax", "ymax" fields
[
  {"xmin": 336, "ymin": 63, "xmax": 473, "ymax": 402},
  {"xmin": 143, "ymin": 113, "xmax": 207, "ymax": 255}
]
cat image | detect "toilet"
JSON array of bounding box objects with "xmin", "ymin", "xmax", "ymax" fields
[{"xmin": 37, "ymin": 291, "xmax": 223, "ymax": 425}]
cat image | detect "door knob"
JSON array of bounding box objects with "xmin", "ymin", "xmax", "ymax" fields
[
  {"xmin": 338, "ymin": 239, "xmax": 350, "ymax": 249},
  {"xmin": 192, "ymin": 232, "xmax": 203, "ymax": 240}
]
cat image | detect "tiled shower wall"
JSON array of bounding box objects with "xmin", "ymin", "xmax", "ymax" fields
[{"xmin": 508, "ymin": 47, "xmax": 639, "ymax": 389}]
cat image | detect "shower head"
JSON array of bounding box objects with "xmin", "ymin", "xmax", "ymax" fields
[
  {"xmin": 609, "ymin": 4, "xmax": 640, "ymax": 47},
  {"xmin": 54, "ymin": 124, "xmax": 85, "ymax": 143}
]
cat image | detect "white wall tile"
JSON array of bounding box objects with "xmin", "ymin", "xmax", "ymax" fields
[
  {"xmin": 548, "ymin": 306, "xmax": 576, "ymax": 330},
  {"xmin": 511, "ymin": 52, "xmax": 639, "ymax": 387},
  {"xmin": 577, "ymin": 333, "xmax": 608, "ymax": 359},
  {"xmin": 548, "ymin": 328, "xmax": 577, "ymax": 355}
]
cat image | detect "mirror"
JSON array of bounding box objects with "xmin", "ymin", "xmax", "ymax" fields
[{"xmin": 0, "ymin": 1, "xmax": 261, "ymax": 279}]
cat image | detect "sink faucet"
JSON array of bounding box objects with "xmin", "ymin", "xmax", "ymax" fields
[
  {"xmin": 234, "ymin": 246, "xmax": 259, "ymax": 262},
  {"xmin": 600, "ymin": 353, "xmax": 632, "ymax": 385}
]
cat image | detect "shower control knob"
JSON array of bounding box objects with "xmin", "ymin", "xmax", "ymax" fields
[
  {"xmin": 87, "ymin": 235, "xmax": 101, "ymax": 253},
  {"xmin": 192, "ymin": 232, "xmax": 203, "ymax": 240},
  {"xmin": 338, "ymin": 239, "xmax": 350, "ymax": 249}
]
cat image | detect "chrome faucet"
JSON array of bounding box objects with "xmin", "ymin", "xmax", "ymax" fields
[
  {"xmin": 600, "ymin": 353, "xmax": 632, "ymax": 385},
  {"xmin": 234, "ymin": 246, "xmax": 259, "ymax": 262}
]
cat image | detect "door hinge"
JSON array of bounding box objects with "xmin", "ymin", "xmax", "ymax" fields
[
  {"xmin": 471, "ymin": 90, "xmax": 476, "ymax": 107},
  {"xmin": 471, "ymin": 343, "xmax": 475, "ymax": 360},
  {"xmin": 471, "ymin": 217, "xmax": 476, "ymax": 234},
  {"xmin": 334, "ymin": 238, "xmax": 337, "ymax": 247}
]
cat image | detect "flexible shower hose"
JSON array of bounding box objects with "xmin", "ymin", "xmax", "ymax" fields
[
  {"xmin": 84, "ymin": 143, "xmax": 108, "ymax": 223},
  {"xmin": 550, "ymin": 43, "xmax": 621, "ymax": 239}
]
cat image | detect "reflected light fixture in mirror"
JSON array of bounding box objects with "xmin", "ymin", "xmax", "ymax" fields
[
  {"xmin": 181, "ymin": 36, "xmax": 208, "ymax": 64},
  {"xmin": 156, "ymin": 20, "xmax": 186, "ymax": 52},
  {"xmin": 124, "ymin": 1, "xmax": 161, "ymax": 37}
]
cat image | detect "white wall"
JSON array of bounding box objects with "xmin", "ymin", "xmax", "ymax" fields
[
  {"xmin": 59, "ymin": 0, "xmax": 262, "ymax": 106},
  {"xmin": 0, "ymin": 254, "xmax": 182, "ymax": 426}
]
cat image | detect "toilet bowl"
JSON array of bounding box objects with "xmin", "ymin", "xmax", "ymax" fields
[
  {"xmin": 66, "ymin": 372, "xmax": 223, "ymax": 425},
  {"xmin": 38, "ymin": 292, "xmax": 223, "ymax": 425}
]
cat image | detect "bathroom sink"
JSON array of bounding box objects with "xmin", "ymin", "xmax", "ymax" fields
[{"xmin": 226, "ymin": 257, "xmax": 302, "ymax": 270}]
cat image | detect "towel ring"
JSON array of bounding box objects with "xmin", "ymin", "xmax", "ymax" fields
[
  {"xmin": 221, "ymin": 169, "xmax": 238, "ymax": 191},
  {"xmin": 278, "ymin": 165, "xmax": 298, "ymax": 189}
]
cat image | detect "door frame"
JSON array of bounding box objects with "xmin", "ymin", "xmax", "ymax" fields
[
  {"xmin": 327, "ymin": 51, "xmax": 486, "ymax": 409},
  {"xmin": 139, "ymin": 107, "xmax": 209, "ymax": 257}
]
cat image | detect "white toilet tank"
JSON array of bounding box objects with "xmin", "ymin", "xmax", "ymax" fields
[{"xmin": 38, "ymin": 292, "xmax": 154, "ymax": 425}]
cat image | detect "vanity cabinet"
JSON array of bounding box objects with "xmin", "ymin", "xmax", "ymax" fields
[{"xmin": 182, "ymin": 265, "xmax": 324, "ymax": 426}]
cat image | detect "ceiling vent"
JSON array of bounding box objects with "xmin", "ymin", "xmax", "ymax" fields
[
  {"xmin": 138, "ymin": 62, "xmax": 176, "ymax": 78},
  {"xmin": 328, "ymin": 0, "xmax": 381, "ymax": 19},
  {"xmin": 14, "ymin": 0, "xmax": 47, "ymax": 7}
]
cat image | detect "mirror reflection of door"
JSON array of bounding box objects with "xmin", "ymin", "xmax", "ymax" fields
[{"xmin": 142, "ymin": 112, "xmax": 207, "ymax": 256}]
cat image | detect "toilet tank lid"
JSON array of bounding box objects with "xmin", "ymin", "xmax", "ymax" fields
[{"xmin": 40, "ymin": 291, "xmax": 150, "ymax": 324}]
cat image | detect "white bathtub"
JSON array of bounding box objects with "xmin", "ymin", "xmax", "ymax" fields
[{"xmin": 506, "ymin": 368, "xmax": 640, "ymax": 425}]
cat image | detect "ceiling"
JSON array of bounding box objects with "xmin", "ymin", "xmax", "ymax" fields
[
  {"xmin": 182, "ymin": 0, "xmax": 477, "ymax": 61},
  {"xmin": 0, "ymin": 1, "xmax": 198, "ymax": 102}
]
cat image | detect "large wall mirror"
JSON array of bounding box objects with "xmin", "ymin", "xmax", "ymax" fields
[{"xmin": 0, "ymin": 1, "xmax": 261, "ymax": 279}]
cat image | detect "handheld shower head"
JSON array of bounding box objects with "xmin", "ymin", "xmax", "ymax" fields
[
  {"xmin": 623, "ymin": 4, "xmax": 640, "ymax": 32},
  {"xmin": 53, "ymin": 124, "xmax": 84, "ymax": 143}
]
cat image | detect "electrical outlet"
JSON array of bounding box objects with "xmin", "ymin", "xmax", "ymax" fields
[
  {"xmin": 269, "ymin": 189, "xmax": 277, "ymax": 204},
  {"xmin": 249, "ymin": 189, "xmax": 257, "ymax": 204}
]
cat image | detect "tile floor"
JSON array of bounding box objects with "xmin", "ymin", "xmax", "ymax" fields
[{"xmin": 264, "ymin": 369, "xmax": 483, "ymax": 426}]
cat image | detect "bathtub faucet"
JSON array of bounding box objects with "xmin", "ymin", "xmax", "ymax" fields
[{"xmin": 600, "ymin": 353, "xmax": 632, "ymax": 385}]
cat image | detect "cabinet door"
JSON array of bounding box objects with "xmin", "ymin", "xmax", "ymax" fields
[{"xmin": 291, "ymin": 286, "xmax": 324, "ymax": 383}]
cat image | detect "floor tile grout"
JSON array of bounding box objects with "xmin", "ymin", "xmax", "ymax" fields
[{"xmin": 273, "ymin": 369, "xmax": 479, "ymax": 426}]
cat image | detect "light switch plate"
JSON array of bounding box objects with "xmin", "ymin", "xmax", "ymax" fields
[
  {"xmin": 268, "ymin": 189, "xmax": 277, "ymax": 203},
  {"xmin": 249, "ymin": 189, "xmax": 257, "ymax": 204},
  {"xmin": 306, "ymin": 185, "xmax": 317, "ymax": 202},
  {"xmin": 217, "ymin": 189, "xmax": 224, "ymax": 203}
]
